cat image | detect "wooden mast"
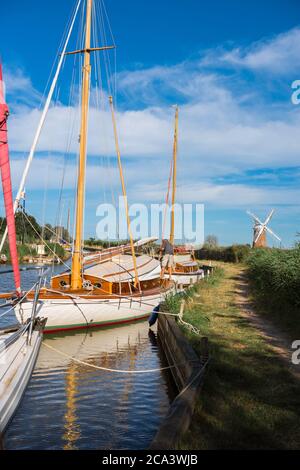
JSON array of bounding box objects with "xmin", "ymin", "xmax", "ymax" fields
[
  {"xmin": 109, "ymin": 96, "xmax": 140, "ymax": 290},
  {"xmin": 170, "ymin": 105, "xmax": 178, "ymax": 245},
  {"xmin": 71, "ymin": 0, "xmax": 93, "ymax": 290}
]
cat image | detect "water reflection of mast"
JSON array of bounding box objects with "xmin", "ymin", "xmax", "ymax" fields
[
  {"xmin": 60, "ymin": 332, "xmax": 90, "ymax": 450},
  {"xmin": 63, "ymin": 362, "xmax": 81, "ymax": 450},
  {"xmin": 111, "ymin": 336, "xmax": 139, "ymax": 446}
]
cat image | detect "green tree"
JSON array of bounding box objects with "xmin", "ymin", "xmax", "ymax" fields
[
  {"xmin": 204, "ymin": 234, "xmax": 219, "ymax": 249},
  {"xmin": 15, "ymin": 212, "xmax": 42, "ymax": 243}
]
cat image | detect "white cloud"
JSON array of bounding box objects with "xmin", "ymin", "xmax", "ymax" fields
[
  {"xmin": 8, "ymin": 156, "xmax": 300, "ymax": 212},
  {"xmin": 215, "ymin": 27, "xmax": 300, "ymax": 75},
  {"xmin": 5, "ymin": 26, "xmax": 300, "ymax": 215},
  {"xmin": 10, "ymin": 157, "xmax": 127, "ymax": 192},
  {"xmin": 8, "ymin": 103, "xmax": 173, "ymax": 157},
  {"xmin": 132, "ymin": 181, "xmax": 300, "ymax": 207},
  {"xmin": 4, "ymin": 67, "xmax": 42, "ymax": 107},
  {"xmin": 8, "ymin": 90, "xmax": 300, "ymax": 171}
]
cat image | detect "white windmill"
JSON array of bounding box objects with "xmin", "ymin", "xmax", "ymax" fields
[{"xmin": 247, "ymin": 209, "xmax": 281, "ymax": 248}]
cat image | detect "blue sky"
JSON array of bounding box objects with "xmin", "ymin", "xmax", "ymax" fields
[{"xmin": 1, "ymin": 0, "xmax": 300, "ymax": 246}]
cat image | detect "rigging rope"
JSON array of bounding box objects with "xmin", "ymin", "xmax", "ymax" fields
[
  {"xmin": 54, "ymin": 3, "xmax": 85, "ymax": 265},
  {"xmin": 93, "ymin": 0, "xmax": 119, "ymax": 232},
  {"xmin": 0, "ymin": 282, "xmax": 37, "ymax": 319},
  {"xmin": 20, "ymin": 209, "xmax": 70, "ymax": 270}
]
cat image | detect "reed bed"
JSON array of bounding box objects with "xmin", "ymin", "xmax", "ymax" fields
[{"xmin": 247, "ymin": 247, "xmax": 300, "ymax": 338}]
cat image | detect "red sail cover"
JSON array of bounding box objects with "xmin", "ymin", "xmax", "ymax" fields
[{"xmin": 0, "ymin": 63, "xmax": 21, "ymax": 294}]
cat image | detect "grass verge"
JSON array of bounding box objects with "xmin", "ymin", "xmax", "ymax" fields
[{"xmin": 164, "ymin": 262, "xmax": 300, "ymax": 449}]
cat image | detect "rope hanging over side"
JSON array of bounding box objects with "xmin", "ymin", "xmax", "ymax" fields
[
  {"xmin": 43, "ymin": 341, "xmax": 204, "ymax": 375},
  {"xmin": 177, "ymin": 300, "xmax": 201, "ymax": 336}
]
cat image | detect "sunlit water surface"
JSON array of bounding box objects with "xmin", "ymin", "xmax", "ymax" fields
[{"xmin": 0, "ymin": 266, "xmax": 174, "ymax": 450}]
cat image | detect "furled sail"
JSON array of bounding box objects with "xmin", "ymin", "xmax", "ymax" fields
[{"xmin": 0, "ymin": 63, "xmax": 21, "ymax": 294}]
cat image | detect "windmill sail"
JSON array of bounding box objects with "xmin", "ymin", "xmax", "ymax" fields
[{"xmin": 247, "ymin": 209, "xmax": 281, "ymax": 247}]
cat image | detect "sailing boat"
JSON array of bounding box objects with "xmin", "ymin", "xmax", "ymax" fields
[
  {"xmin": 0, "ymin": 62, "xmax": 45, "ymax": 434},
  {"xmin": 10, "ymin": 0, "xmax": 172, "ymax": 333},
  {"xmin": 163, "ymin": 106, "xmax": 204, "ymax": 286}
]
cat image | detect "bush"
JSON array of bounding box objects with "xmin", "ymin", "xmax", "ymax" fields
[
  {"xmin": 196, "ymin": 244, "xmax": 251, "ymax": 263},
  {"xmin": 45, "ymin": 243, "xmax": 66, "ymax": 260},
  {"xmin": 3, "ymin": 243, "xmax": 38, "ymax": 263},
  {"xmin": 247, "ymin": 247, "xmax": 300, "ymax": 308}
]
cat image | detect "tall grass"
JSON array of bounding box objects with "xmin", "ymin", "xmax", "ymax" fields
[
  {"xmin": 2, "ymin": 242, "xmax": 67, "ymax": 263},
  {"xmin": 161, "ymin": 267, "xmax": 224, "ymax": 315},
  {"xmin": 247, "ymin": 247, "xmax": 300, "ymax": 337},
  {"xmin": 2, "ymin": 243, "xmax": 37, "ymax": 263},
  {"xmin": 196, "ymin": 244, "xmax": 251, "ymax": 263},
  {"xmin": 45, "ymin": 243, "xmax": 67, "ymax": 260}
]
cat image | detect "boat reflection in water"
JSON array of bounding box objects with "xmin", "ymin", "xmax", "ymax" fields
[{"xmin": 4, "ymin": 321, "xmax": 174, "ymax": 450}]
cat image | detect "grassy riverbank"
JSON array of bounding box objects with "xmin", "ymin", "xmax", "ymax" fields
[
  {"xmin": 165, "ymin": 262, "xmax": 300, "ymax": 449},
  {"xmin": 2, "ymin": 242, "xmax": 68, "ymax": 263}
]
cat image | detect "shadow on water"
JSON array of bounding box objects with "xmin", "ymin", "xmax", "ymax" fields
[{"xmin": 148, "ymin": 327, "xmax": 178, "ymax": 403}]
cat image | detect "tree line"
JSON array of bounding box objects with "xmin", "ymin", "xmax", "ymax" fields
[{"xmin": 0, "ymin": 212, "xmax": 71, "ymax": 244}]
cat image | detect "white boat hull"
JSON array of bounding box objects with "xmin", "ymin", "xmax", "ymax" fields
[
  {"xmin": 14, "ymin": 291, "xmax": 168, "ymax": 334},
  {"xmin": 0, "ymin": 326, "xmax": 43, "ymax": 433}
]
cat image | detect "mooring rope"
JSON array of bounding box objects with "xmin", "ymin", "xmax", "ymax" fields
[
  {"xmin": 178, "ymin": 318, "xmax": 201, "ymax": 336},
  {"xmin": 40, "ymin": 295, "xmax": 201, "ymax": 377},
  {"xmin": 177, "ymin": 300, "xmax": 201, "ymax": 335},
  {"xmin": 176, "ymin": 359, "xmax": 209, "ymax": 400},
  {"xmin": 43, "ymin": 342, "xmax": 184, "ymax": 374}
]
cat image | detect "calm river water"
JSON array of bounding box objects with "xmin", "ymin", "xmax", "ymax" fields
[{"xmin": 0, "ymin": 266, "xmax": 174, "ymax": 450}]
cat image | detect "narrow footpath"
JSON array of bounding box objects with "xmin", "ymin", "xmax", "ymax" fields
[{"xmin": 235, "ymin": 270, "xmax": 300, "ymax": 381}]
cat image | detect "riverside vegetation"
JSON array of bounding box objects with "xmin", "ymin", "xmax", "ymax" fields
[
  {"xmin": 197, "ymin": 243, "xmax": 300, "ymax": 339},
  {"xmin": 247, "ymin": 246, "xmax": 300, "ymax": 339},
  {"xmin": 162, "ymin": 259, "xmax": 300, "ymax": 449},
  {"xmin": 0, "ymin": 212, "xmax": 70, "ymax": 263}
]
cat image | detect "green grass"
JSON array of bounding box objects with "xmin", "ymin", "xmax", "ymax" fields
[
  {"xmin": 2, "ymin": 243, "xmax": 37, "ymax": 263},
  {"xmin": 169, "ymin": 262, "xmax": 300, "ymax": 449},
  {"xmin": 2, "ymin": 242, "xmax": 68, "ymax": 263},
  {"xmin": 196, "ymin": 244, "xmax": 251, "ymax": 263}
]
